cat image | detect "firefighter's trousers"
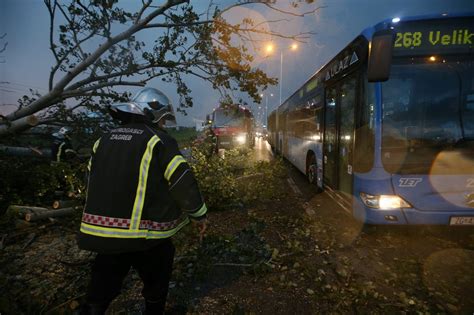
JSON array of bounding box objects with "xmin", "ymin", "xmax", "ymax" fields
[{"xmin": 84, "ymin": 239, "xmax": 175, "ymax": 314}]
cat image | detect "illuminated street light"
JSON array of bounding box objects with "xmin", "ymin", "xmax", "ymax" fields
[
  {"xmin": 263, "ymin": 42, "xmax": 299, "ymax": 108},
  {"xmin": 265, "ymin": 43, "xmax": 274, "ymax": 54}
]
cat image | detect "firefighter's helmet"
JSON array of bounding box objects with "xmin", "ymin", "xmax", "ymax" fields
[
  {"xmin": 110, "ymin": 87, "xmax": 176, "ymax": 126},
  {"xmin": 52, "ymin": 126, "xmax": 71, "ymax": 139}
]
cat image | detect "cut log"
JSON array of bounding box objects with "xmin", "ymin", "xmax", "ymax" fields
[
  {"xmin": 52, "ymin": 200, "xmax": 78, "ymax": 209},
  {"xmin": 0, "ymin": 114, "xmax": 39, "ymax": 134},
  {"xmin": 0, "ymin": 145, "xmax": 52, "ymax": 158},
  {"xmin": 25, "ymin": 207, "xmax": 76, "ymax": 222},
  {"xmin": 7, "ymin": 205, "xmax": 50, "ymax": 217}
]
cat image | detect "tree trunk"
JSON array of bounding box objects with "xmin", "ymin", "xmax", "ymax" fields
[
  {"xmin": 52, "ymin": 200, "xmax": 78, "ymax": 209},
  {"xmin": 0, "ymin": 115, "xmax": 39, "ymax": 135},
  {"xmin": 25, "ymin": 207, "xmax": 76, "ymax": 222},
  {"xmin": 7, "ymin": 205, "xmax": 50, "ymax": 217},
  {"xmin": 0, "ymin": 145, "xmax": 52, "ymax": 158}
]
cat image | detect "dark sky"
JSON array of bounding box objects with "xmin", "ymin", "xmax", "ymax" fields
[{"xmin": 1, "ymin": 0, "xmax": 473, "ymax": 126}]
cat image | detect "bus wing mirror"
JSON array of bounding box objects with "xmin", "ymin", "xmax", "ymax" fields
[{"xmin": 367, "ymin": 30, "xmax": 394, "ymax": 82}]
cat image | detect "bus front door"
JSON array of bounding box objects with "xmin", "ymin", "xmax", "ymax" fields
[
  {"xmin": 338, "ymin": 78, "xmax": 356, "ymax": 196},
  {"xmin": 324, "ymin": 77, "xmax": 356, "ymax": 196},
  {"xmin": 324, "ymin": 87, "xmax": 338, "ymax": 188}
]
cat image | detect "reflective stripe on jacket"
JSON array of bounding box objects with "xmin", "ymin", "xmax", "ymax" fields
[{"xmin": 78, "ymin": 122, "xmax": 206, "ymax": 254}]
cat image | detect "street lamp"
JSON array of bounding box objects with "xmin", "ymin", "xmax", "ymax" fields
[
  {"xmin": 259, "ymin": 92, "xmax": 274, "ymax": 127},
  {"xmin": 280, "ymin": 43, "xmax": 298, "ymax": 106},
  {"xmin": 265, "ymin": 42, "xmax": 298, "ymax": 107}
]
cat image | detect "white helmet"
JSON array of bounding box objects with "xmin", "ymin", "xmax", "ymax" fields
[
  {"xmin": 110, "ymin": 87, "xmax": 177, "ymax": 126},
  {"xmin": 52, "ymin": 126, "xmax": 71, "ymax": 139}
]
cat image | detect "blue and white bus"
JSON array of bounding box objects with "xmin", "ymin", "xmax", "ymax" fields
[{"xmin": 268, "ymin": 13, "xmax": 474, "ymax": 225}]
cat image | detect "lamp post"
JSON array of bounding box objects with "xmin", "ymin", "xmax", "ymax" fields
[
  {"xmin": 259, "ymin": 93, "xmax": 274, "ymax": 127},
  {"xmin": 279, "ymin": 43, "xmax": 298, "ymax": 106},
  {"xmin": 265, "ymin": 43, "xmax": 298, "ymax": 107}
]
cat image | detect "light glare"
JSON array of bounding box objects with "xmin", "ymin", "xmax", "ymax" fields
[
  {"xmin": 235, "ymin": 134, "xmax": 247, "ymax": 144},
  {"xmin": 266, "ymin": 44, "xmax": 274, "ymax": 54}
]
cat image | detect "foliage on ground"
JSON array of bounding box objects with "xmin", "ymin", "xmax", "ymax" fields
[
  {"xmin": 2, "ymin": 144, "xmax": 473, "ymax": 314},
  {"xmin": 0, "ymin": 158, "xmax": 86, "ymax": 215},
  {"xmin": 190, "ymin": 142, "xmax": 286, "ymax": 210}
]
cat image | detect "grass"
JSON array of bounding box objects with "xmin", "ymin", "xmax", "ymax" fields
[{"xmin": 167, "ymin": 127, "xmax": 199, "ymax": 148}]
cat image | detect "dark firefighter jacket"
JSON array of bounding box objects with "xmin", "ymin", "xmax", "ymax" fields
[
  {"xmin": 77, "ymin": 122, "xmax": 207, "ymax": 254},
  {"xmin": 51, "ymin": 139, "xmax": 75, "ymax": 162}
]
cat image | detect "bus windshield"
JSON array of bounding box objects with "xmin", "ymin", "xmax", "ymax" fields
[
  {"xmin": 381, "ymin": 59, "xmax": 474, "ymax": 174},
  {"xmin": 213, "ymin": 109, "xmax": 245, "ymax": 127}
]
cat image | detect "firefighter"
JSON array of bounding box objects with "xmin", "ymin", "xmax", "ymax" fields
[
  {"xmin": 51, "ymin": 126, "xmax": 76, "ymax": 163},
  {"xmin": 78, "ymin": 87, "xmax": 208, "ymax": 314}
]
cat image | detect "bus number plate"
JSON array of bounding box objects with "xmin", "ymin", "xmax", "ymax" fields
[{"xmin": 449, "ymin": 217, "xmax": 474, "ymax": 226}]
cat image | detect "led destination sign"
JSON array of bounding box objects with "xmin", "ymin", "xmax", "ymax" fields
[{"xmin": 392, "ymin": 18, "xmax": 473, "ymax": 56}]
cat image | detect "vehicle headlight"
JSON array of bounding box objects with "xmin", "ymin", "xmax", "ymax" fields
[
  {"xmin": 235, "ymin": 134, "xmax": 247, "ymax": 144},
  {"xmin": 360, "ymin": 193, "xmax": 412, "ymax": 209}
]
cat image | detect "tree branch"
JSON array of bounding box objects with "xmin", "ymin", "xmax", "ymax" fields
[
  {"xmin": 4, "ymin": 0, "xmax": 186, "ymax": 123},
  {"xmin": 264, "ymin": 3, "xmax": 326, "ymax": 17},
  {"xmin": 136, "ymin": 0, "xmax": 153, "ymax": 23},
  {"xmin": 62, "ymin": 81, "xmax": 146, "ymax": 98}
]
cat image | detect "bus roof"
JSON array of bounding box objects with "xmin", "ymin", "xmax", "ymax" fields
[
  {"xmin": 273, "ymin": 12, "xmax": 474, "ymax": 114},
  {"xmin": 361, "ymin": 12, "xmax": 474, "ymax": 38}
]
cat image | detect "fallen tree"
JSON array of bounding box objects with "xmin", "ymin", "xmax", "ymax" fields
[
  {"xmin": 25, "ymin": 207, "xmax": 76, "ymax": 222},
  {"xmin": 0, "ymin": 0, "xmax": 320, "ymax": 136},
  {"xmin": 0, "ymin": 145, "xmax": 52, "ymax": 158}
]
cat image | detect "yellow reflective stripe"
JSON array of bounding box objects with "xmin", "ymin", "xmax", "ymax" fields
[
  {"xmin": 189, "ymin": 203, "xmax": 207, "ymax": 218},
  {"xmin": 164, "ymin": 155, "xmax": 186, "ymax": 181},
  {"xmin": 130, "ymin": 135, "xmax": 160, "ymax": 230},
  {"xmin": 56, "ymin": 142, "xmax": 65, "ymax": 162},
  {"xmin": 80, "ymin": 217, "xmax": 189, "ymax": 239},
  {"xmin": 87, "ymin": 139, "xmax": 101, "ymax": 171},
  {"xmin": 92, "ymin": 138, "xmax": 101, "ymax": 153}
]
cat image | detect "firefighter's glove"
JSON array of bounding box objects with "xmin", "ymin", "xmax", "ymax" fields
[{"xmin": 192, "ymin": 217, "xmax": 208, "ymax": 243}]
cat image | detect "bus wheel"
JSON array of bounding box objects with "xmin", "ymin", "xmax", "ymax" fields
[{"xmin": 307, "ymin": 154, "xmax": 322, "ymax": 192}]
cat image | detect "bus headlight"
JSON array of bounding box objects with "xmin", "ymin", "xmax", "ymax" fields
[
  {"xmin": 235, "ymin": 134, "xmax": 247, "ymax": 144},
  {"xmin": 360, "ymin": 193, "xmax": 412, "ymax": 209}
]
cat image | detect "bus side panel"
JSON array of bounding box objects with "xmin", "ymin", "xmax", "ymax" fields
[
  {"xmin": 287, "ymin": 136, "xmax": 307, "ymax": 173},
  {"xmin": 287, "ymin": 136, "xmax": 323, "ymax": 179}
]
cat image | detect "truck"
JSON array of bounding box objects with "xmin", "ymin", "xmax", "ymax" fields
[{"xmin": 208, "ymin": 105, "xmax": 255, "ymax": 151}]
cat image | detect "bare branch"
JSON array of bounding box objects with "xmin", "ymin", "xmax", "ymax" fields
[
  {"xmin": 62, "ymin": 81, "xmax": 146, "ymax": 98},
  {"xmin": 264, "ymin": 3, "xmax": 326, "ymax": 17},
  {"xmin": 144, "ymin": 20, "xmax": 213, "ymax": 28},
  {"xmin": 0, "ymin": 41, "xmax": 7, "ymax": 54},
  {"xmin": 254, "ymin": 18, "xmax": 291, "ymax": 28},
  {"xmin": 136, "ymin": 0, "xmax": 153, "ymax": 23},
  {"xmin": 45, "ymin": 0, "xmax": 60, "ymax": 64},
  {"xmin": 48, "ymin": 31, "xmax": 96, "ymax": 92}
]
